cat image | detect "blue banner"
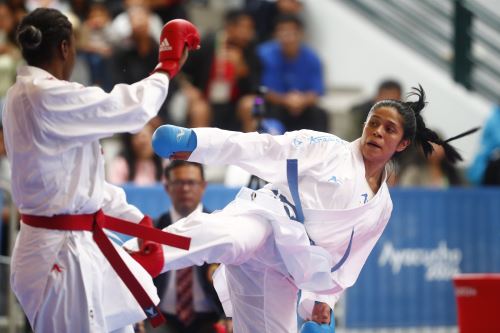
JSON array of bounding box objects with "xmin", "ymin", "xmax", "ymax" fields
[
  {"xmin": 122, "ymin": 183, "xmax": 239, "ymax": 219},
  {"xmin": 345, "ymin": 188, "xmax": 500, "ymax": 328}
]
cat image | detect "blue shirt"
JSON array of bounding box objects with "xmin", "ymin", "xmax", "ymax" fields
[
  {"xmin": 258, "ymin": 41, "xmax": 325, "ymax": 95},
  {"xmin": 468, "ymin": 105, "xmax": 500, "ymax": 184}
]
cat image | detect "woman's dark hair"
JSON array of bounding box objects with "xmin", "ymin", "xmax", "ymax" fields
[
  {"xmin": 369, "ymin": 85, "xmax": 463, "ymax": 163},
  {"xmin": 16, "ymin": 7, "xmax": 72, "ymax": 66},
  {"xmin": 121, "ymin": 132, "xmax": 163, "ymax": 183}
]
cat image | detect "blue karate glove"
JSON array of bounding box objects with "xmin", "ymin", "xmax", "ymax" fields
[
  {"xmin": 152, "ymin": 125, "xmax": 197, "ymax": 159},
  {"xmin": 300, "ymin": 310, "xmax": 335, "ymax": 333}
]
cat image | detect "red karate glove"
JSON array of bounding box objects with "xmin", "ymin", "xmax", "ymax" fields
[
  {"xmin": 129, "ymin": 216, "xmax": 165, "ymax": 278},
  {"xmin": 130, "ymin": 240, "xmax": 165, "ymax": 278},
  {"xmin": 153, "ymin": 19, "xmax": 200, "ymax": 78}
]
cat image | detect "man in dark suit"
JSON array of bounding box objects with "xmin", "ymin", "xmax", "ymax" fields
[{"xmin": 150, "ymin": 161, "xmax": 226, "ymax": 333}]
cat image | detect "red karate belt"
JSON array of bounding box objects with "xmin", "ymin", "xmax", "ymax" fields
[{"xmin": 21, "ymin": 209, "xmax": 191, "ymax": 327}]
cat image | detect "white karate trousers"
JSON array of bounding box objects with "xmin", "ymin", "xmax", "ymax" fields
[{"xmin": 160, "ymin": 198, "xmax": 300, "ymax": 333}]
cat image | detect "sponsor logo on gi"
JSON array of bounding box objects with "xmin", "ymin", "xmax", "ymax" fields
[{"xmin": 328, "ymin": 175, "xmax": 343, "ymax": 184}]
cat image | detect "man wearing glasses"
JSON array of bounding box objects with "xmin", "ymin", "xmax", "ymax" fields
[{"xmin": 150, "ymin": 161, "xmax": 226, "ymax": 333}]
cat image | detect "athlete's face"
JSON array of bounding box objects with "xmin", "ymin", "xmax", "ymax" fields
[{"xmin": 360, "ymin": 106, "xmax": 410, "ymax": 164}]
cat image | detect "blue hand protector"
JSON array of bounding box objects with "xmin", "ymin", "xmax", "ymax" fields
[
  {"xmin": 300, "ymin": 310, "xmax": 335, "ymax": 333},
  {"xmin": 152, "ymin": 125, "xmax": 197, "ymax": 158}
]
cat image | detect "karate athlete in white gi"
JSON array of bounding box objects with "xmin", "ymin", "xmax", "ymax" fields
[
  {"xmin": 3, "ymin": 8, "xmax": 200, "ymax": 333},
  {"xmin": 129, "ymin": 86, "xmax": 463, "ymax": 333}
]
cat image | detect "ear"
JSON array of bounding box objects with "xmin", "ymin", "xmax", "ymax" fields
[
  {"xmin": 60, "ymin": 39, "xmax": 70, "ymax": 60},
  {"xmin": 396, "ymin": 138, "xmax": 410, "ymax": 152}
]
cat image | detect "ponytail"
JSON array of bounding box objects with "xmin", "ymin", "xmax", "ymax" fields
[
  {"xmin": 406, "ymin": 85, "xmax": 466, "ymax": 164},
  {"xmin": 370, "ymin": 85, "xmax": 479, "ymax": 164}
]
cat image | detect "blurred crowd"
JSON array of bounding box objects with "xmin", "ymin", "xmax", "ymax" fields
[{"xmin": 0, "ymin": 0, "xmax": 498, "ymax": 191}]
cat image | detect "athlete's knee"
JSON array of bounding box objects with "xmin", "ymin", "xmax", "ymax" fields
[{"xmin": 227, "ymin": 215, "xmax": 271, "ymax": 255}]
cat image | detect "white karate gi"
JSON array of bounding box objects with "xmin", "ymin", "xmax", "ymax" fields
[
  {"xmin": 3, "ymin": 66, "xmax": 170, "ymax": 333},
  {"xmin": 155, "ymin": 128, "xmax": 393, "ymax": 332}
]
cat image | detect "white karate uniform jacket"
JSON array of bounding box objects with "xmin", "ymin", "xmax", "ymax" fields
[
  {"xmin": 187, "ymin": 128, "xmax": 393, "ymax": 321},
  {"xmin": 3, "ymin": 66, "xmax": 169, "ymax": 333}
]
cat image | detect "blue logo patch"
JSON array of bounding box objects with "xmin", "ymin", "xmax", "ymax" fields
[
  {"xmin": 145, "ymin": 306, "xmax": 159, "ymax": 318},
  {"xmin": 328, "ymin": 175, "xmax": 343, "ymax": 184}
]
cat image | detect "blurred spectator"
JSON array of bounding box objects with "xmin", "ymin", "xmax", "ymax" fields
[
  {"xmin": 398, "ymin": 142, "xmax": 464, "ymax": 187},
  {"xmin": 110, "ymin": 0, "xmax": 163, "ymax": 48},
  {"xmin": 25, "ymin": 0, "xmax": 69, "ymax": 12},
  {"xmin": 111, "ymin": 4, "xmax": 158, "ymax": 84},
  {"xmin": 0, "ymin": 1, "xmax": 22, "ymax": 110},
  {"xmin": 162, "ymin": 76, "xmax": 212, "ymax": 128},
  {"xmin": 6, "ymin": 0, "xmax": 27, "ymax": 24},
  {"xmin": 245, "ymin": 0, "xmax": 303, "ymax": 43},
  {"xmin": 468, "ymin": 105, "xmax": 500, "ymax": 185},
  {"xmin": 182, "ymin": 8, "xmax": 261, "ymax": 131},
  {"xmin": 255, "ymin": 14, "xmax": 327, "ymax": 132},
  {"xmin": 108, "ymin": 121, "xmax": 163, "ymax": 185},
  {"xmin": 147, "ymin": 0, "xmax": 188, "ymax": 23},
  {"xmin": 350, "ymin": 79, "xmax": 402, "ymax": 137},
  {"xmin": 78, "ymin": 1, "xmax": 114, "ymax": 91},
  {"xmin": 70, "ymin": 0, "xmax": 91, "ymax": 21},
  {"xmin": 0, "ymin": 126, "xmax": 11, "ymax": 256},
  {"xmin": 149, "ymin": 160, "xmax": 227, "ymax": 333}
]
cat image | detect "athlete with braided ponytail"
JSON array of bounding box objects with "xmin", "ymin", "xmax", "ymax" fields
[{"xmin": 128, "ymin": 85, "xmax": 464, "ymax": 332}]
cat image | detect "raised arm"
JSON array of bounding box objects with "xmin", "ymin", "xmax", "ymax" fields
[
  {"xmin": 36, "ymin": 19, "xmax": 200, "ymax": 145},
  {"xmin": 152, "ymin": 125, "xmax": 329, "ymax": 184}
]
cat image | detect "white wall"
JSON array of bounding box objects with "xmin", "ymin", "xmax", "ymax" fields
[{"xmin": 302, "ymin": 0, "xmax": 494, "ymax": 165}]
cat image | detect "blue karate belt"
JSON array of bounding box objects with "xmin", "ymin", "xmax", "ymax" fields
[{"xmin": 283, "ymin": 159, "xmax": 354, "ymax": 274}]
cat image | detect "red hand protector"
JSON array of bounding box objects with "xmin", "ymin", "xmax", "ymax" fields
[
  {"xmin": 153, "ymin": 19, "xmax": 200, "ymax": 78},
  {"xmin": 130, "ymin": 240, "xmax": 165, "ymax": 278}
]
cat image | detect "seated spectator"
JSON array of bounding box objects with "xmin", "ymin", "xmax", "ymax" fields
[
  {"xmin": 181, "ymin": 8, "xmax": 261, "ymax": 131},
  {"xmin": 108, "ymin": 121, "xmax": 163, "ymax": 185},
  {"xmin": 0, "ymin": 125, "xmax": 11, "ymax": 255},
  {"xmin": 148, "ymin": 0, "xmax": 188, "ymax": 23},
  {"xmin": 246, "ymin": 0, "xmax": 304, "ymax": 43},
  {"xmin": 254, "ymin": 14, "xmax": 328, "ymax": 132},
  {"xmin": 78, "ymin": 1, "xmax": 114, "ymax": 91},
  {"xmin": 350, "ymin": 79, "xmax": 402, "ymax": 138},
  {"xmin": 468, "ymin": 105, "xmax": 500, "ymax": 185},
  {"xmin": 398, "ymin": 141, "xmax": 464, "ymax": 187},
  {"xmin": 109, "ymin": 0, "xmax": 163, "ymax": 49},
  {"xmin": 148, "ymin": 161, "xmax": 228, "ymax": 333},
  {"xmin": 111, "ymin": 3, "xmax": 158, "ymax": 85},
  {"xmin": 0, "ymin": 1, "xmax": 22, "ymax": 110},
  {"xmin": 6, "ymin": 0, "xmax": 27, "ymax": 25}
]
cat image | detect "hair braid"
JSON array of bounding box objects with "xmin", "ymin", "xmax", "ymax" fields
[{"xmin": 406, "ymin": 85, "xmax": 463, "ymax": 163}]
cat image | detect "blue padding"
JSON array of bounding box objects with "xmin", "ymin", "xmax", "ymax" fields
[
  {"xmin": 121, "ymin": 183, "xmax": 239, "ymax": 219},
  {"xmin": 346, "ymin": 187, "xmax": 500, "ymax": 328},
  {"xmin": 113, "ymin": 183, "xmax": 239, "ymax": 243},
  {"xmin": 152, "ymin": 125, "xmax": 197, "ymax": 158}
]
